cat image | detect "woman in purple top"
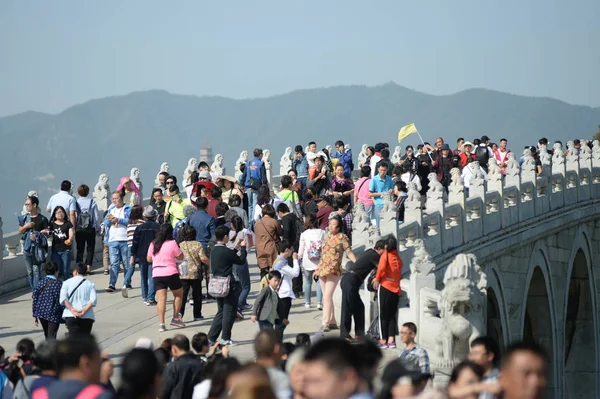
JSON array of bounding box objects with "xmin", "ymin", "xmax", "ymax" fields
[{"xmin": 329, "ymin": 164, "xmax": 354, "ymax": 207}]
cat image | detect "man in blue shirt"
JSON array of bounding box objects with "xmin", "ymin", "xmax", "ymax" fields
[
  {"xmin": 243, "ymin": 148, "xmax": 269, "ymax": 221},
  {"xmin": 188, "ymin": 197, "xmax": 215, "ymax": 246},
  {"xmin": 369, "ymin": 162, "xmax": 394, "ymax": 227},
  {"xmin": 333, "ymin": 140, "xmax": 354, "ymax": 179},
  {"xmin": 292, "ymin": 145, "xmax": 309, "ymax": 190}
]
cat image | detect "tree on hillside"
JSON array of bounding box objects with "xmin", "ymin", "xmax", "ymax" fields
[{"xmin": 594, "ymin": 125, "xmax": 600, "ymax": 142}]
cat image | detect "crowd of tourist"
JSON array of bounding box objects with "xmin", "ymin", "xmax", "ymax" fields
[{"xmin": 3, "ymin": 136, "xmax": 565, "ymax": 398}]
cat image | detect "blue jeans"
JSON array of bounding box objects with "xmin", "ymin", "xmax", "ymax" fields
[
  {"xmin": 297, "ymin": 177, "xmax": 308, "ymax": 192},
  {"xmin": 139, "ymin": 258, "xmax": 155, "ymax": 302},
  {"xmin": 124, "ymin": 246, "xmax": 136, "ymax": 287},
  {"xmin": 365, "ymin": 205, "xmax": 374, "ymax": 224},
  {"xmin": 373, "ymin": 205, "xmax": 383, "ymax": 227},
  {"xmin": 23, "ymin": 251, "xmax": 41, "ymax": 290},
  {"xmin": 247, "ymin": 188, "xmax": 258, "ymax": 222},
  {"xmin": 108, "ymin": 241, "xmax": 129, "ymax": 288},
  {"xmin": 235, "ymin": 262, "xmax": 251, "ymax": 309},
  {"xmin": 303, "ymin": 268, "xmax": 323, "ymax": 305},
  {"xmin": 52, "ymin": 250, "xmax": 72, "ymax": 279}
]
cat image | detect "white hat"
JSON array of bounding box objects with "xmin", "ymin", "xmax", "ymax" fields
[{"xmin": 135, "ymin": 337, "xmax": 154, "ymax": 350}]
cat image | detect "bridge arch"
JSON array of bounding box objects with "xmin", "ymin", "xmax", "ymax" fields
[
  {"xmin": 563, "ymin": 227, "xmax": 598, "ymax": 398},
  {"xmin": 522, "ymin": 243, "xmax": 558, "ymax": 396},
  {"xmin": 484, "ymin": 261, "xmax": 509, "ymax": 353}
]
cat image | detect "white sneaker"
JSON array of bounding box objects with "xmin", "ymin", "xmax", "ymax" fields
[
  {"xmin": 304, "ymin": 303, "xmax": 311, "ymax": 308},
  {"xmin": 317, "ymin": 303, "xmax": 323, "ymax": 310},
  {"xmin": 221, "ymin": 339, "xmax": 236, "ymax": 347},
  {"xmin": 121, "ymin": 286, "xmax": 128, "ymax": 298}
]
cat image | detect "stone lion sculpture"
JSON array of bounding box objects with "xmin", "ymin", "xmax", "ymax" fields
[
  {"xmin": 130, "ymin": 167, "xmax": 143, "ymax": 198},
  {"xmin": 183, "ymin": 158, "xmax": 197, "ymax": 186},
  {"xmin": 93, "ymin": 174, "xmax": 111, "ymax": 211},
  {"xmin": 280, "ymin": 147, "xmax": 293, "ymax": 176},
  {"xmin": 263, "ymin": 149, "xmax": 272, "ymax": 184},
  {"xmin": 211, "ymin": 154, "xmax": 225, "ymax": 177},
  {"xmin": 427, "ymin": 173, "xmax": 445, "ymax": 203},
  {"xmin": 448, "ymin": 168, "xmax": 464, "ymax": 198},
  {"xmin": 353, "ymin": 201, "xmax": 371, "ymax": 224},
  {"xmin": 381, "ymin": 191, "xmax": 395, "ymax": 213},
  {"xmin": 234, "ymin": 151, "xmax": 248, "ymax": 180},
  {"xmin": 391, "ymin": 146, "xmax": 402, "ymax": 165},
  {"xmin": 435, "ymin": 253, "xmax": 487, "ymax": 369},
  {"xmin": 358, "ymin": 144, "xmax": 369, "ymax": 167}
]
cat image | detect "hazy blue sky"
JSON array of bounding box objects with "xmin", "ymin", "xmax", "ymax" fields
[{"xmin": 1, "ymin": 0, "xmax": 599, "ymax": 117}]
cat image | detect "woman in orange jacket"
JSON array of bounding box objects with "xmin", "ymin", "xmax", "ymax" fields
[{"xmin": 372, "ymin": 235, "xmax": 403, "ymax": 349}]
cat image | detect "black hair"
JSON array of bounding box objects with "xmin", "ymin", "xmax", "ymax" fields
[
  {"xmin": 308, "ymin": 141, "xmax": 316, "ymax": 146},
  {"xmin": 50, "ymin": 205, "xmax": 68, "ymax": 223},
  {"xmin": 304, "ymin": 338, "xmax": 365, "ymax": 379},
  {"xmin": 195, "ymin": 196, "xmax": 209, "ymax": 210},
  {"xmin": 253, "ymin": 148, "xmax": 263, "ymax": 157},
  {"xmin": 159, "ymin": 171, "xmax": 169, "ymax": 178},
  {"xmin": 304, "ymin": 187, "xmax": 315, "ymax": 200},
  {"xmin": 335, "ymin": 140, "xmax": 344, "ymax": 147},
  {"xmin": 208, "ymin": 357, "xmax": 242, "ymax": 399},
  {"xmin": 16, "ymin": 338, "xmax": 35, "ymax": 362},
  {"xmin": 152, "ymin": 223, "xmax": 174, "ymax": 255},
  {"xmin": 500, "ymin": 138, "xmax": 508, "ymax": 143},
  {"xmin": 471, "ymin": 336, "xmax": 501, "ymax": 367},
  {"xmin": 60, "ymin": 180, "xmax": 72, "ymax": 192},
  {"xmin": 332, "ymin": 197, "xmax": 345, "ymax": 211},
  {"xmin": 179, "ymin": 225, "xmax": 197, "ymax": 242},
  {"xmin": 278, "ymin": 239, "xmax": 293, "ymax": 254},
  {"xmin": 402, "ymin": 322, "xmax": 417, "ymax": 334},
  {"xmin": 55, "ymin": 335, "xmax": 100, "ymax": 374},
  {"xmin": 129, "ymin": 205, "xmax": 143, "ymax": 223},
  {"xmin": 154, "ymin": 348, "xmax": 170, "ymax": 371},
  {"xmin": 374, "ymin": 239, "xmax": 386, "ymax": 251},
  {"xmin": 377, "ymin": 161, "xmax": 389, "ymax": 170},
  {"xmin": 192, "ymin": 332, "xmax": 209, "ymax": 354},
  {"xmin": 276, "ymin": 203, "xmax": 290, "ymax": 214},
  {"xmin": 295, "ymin": 145, "xmax": 304, "ymax": 153},
  {"xmin": 392, "ymin": 165, "xmax": 403, "ymax": 176},
  {"xmin": 166, "ymin": 175, "xmax": 177, "ymax": 184},
  {"xmin": 473, "ymin": 138, "xmax": 481, "ymax": 146},
  {"xmin": 74, "ymin": 262, "xmax": 87, "ymax": 275},
  {"xmin": 44, "ymin": 261, "xmax": 59, "ymax": 275},
  {"xmin": 457, "ymin": 137, "xmax": 464, "ymax": 143},
  {"xmin": 449, "ymin": 360, "xmax": 485, "ymax": 384},
  {"xmin": 152, "ymin": 188, "xmax": 163, "ymax": 197},
  {"xmin": 215, "ymin": 225, "xmax": 230, "ymax": 241},
  {"xmin": 381, "ymin": 148, "xmax": 390, "ymax": 159},
  {"xmin": 215, "ymin": 202, "xmax": 229, "ymax": 217},
  {"xmin": 172, "ymin": 334, "xmax": 190, "ymax": 352},
  {"xmin": 254, "ymin": 329, "xmax": 280, "ymax": 358},
  {"xmin": 384, "ymin": 235, "xmax": 397, "ymax": 251},
  {"xmin": 211, "ymin": 186, "xmax": 222, "ymax": 199},
  {"xmin": 229, "ymin": 194, "xmax": 242, "ymax": 207},
  {"xmin": 268, "ymin": 270, "xmax": 282, "ymax": 280},
  {"xmin": 288, "ymin": 168, "xmax": 298, "ymax": 176},
  {"xmin": 395, "ymin": 180, "xmax": 407, "ymax": 193},
  {"xmin": 280, "ymin": 175, "xmax": 293, "ymax": 188},
  {"xmin": 304, "ymin": 214, "xmax": 319, "ymax": 230},
  {"xmin": 367, "ymin": 146, "xmax": 375, "ymax": 155},
  {"xmin": 170, "ymin": 184, "xmax": 180, "ymax": 194},
  {"xmin": 257, "ymin": 185, "xmax": 271, "ymax": 207},
  {"xmin": 189, "ymin": 171, "xmax": 200, "ymax": 185},
  {"xmin": 360, "ymin": 165, "xmax": 371, "ymax": 178},
  {"xmin": 295, "ymin": 333, "xmax": 311, "ymax": 348},
  {"xmin": 116, "ymin": 348, "xmax": 161, "ymax": 399},
  {"xmin": 34, "ymin": 340, "xmax": 57, "ymax": 372},
  {"xmin": 230, "ymin": 215, "xmax": 244, "ymax": 233},
  {"xmin": 28, "ymin": 196, "xmax": 39, "ymax": 208}
]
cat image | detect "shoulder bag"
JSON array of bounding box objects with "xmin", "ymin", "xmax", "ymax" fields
[{"xmin": 60, "ymin": 278, "xmax": 87, "ymax": 324}]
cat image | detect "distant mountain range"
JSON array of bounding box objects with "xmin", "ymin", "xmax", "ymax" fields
[{"xmin": 1, "ymin": 83, "xmax": 599, "ymax": 230}]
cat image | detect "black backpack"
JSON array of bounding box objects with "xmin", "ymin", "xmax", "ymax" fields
[
  {"xmin": 76, "ymin": 199, "xmax": 94, "ymax": 232},
  {"xmin": 475, "ymin": 145, "xmax": 490, "ymax": 168}
]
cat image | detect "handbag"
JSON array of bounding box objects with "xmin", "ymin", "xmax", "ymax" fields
[{"xmin": 208, "ymin": 275, "xmax": 231, "ymax": 298}]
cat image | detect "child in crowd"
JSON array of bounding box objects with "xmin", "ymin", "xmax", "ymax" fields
[{"xmin": 251, "ymin": 270, "xmax": 286, "ymax": 331}]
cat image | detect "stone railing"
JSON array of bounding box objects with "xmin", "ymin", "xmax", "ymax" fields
[{"xmin": 392, "ymin": 142, "xmax": 600, "ymax": 266}]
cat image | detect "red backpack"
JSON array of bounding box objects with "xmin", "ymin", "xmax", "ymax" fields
[{"xmin": 33, "ymin": 384, "xmax": 105, "ymax": 399}]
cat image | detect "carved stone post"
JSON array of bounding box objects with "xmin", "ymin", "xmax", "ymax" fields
[
  {"xmin": 408, "ymin": 240, "xmax": 436, "ymax": 329},
  {"xmin": 404, "ymin": 182, "xmax": 423, "ymax": 226},
  {"xmin": 448, "ymin": 168, "xmax": 465, "ymax": 206}
]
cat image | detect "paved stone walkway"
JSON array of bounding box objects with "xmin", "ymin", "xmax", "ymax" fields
[{"xmin": 0, "ymin": 253, "xmax": 399, "ymax": 385}]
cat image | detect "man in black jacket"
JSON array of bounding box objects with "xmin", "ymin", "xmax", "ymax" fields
[
  {"xmin": 207, "ymin": 226, "xmax": 247, "ymax": 346},
  {"xmin": 131, "ymin": 206, "xmax": 161, "ymax": 305},
  {"xmin": 340, "ymin": 239, "xmax": 385, "ymax": 341},
  {"xmin": 161, "ymin": 334, "xmax": 204, "ymax": 399}
]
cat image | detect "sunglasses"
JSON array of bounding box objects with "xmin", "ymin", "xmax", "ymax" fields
[{"xmin": 166, "ymin": 181, "xmax": 174, "ymax": 185}]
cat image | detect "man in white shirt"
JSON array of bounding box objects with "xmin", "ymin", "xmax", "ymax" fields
[
  {"xmin": 103, "ymin": 191, "xmax": 132, "ymax": 293},
  {"xmin": 46, "ymin": 180, "xmax": 77, "ymax": 227},
  {"xmin": 306, "ymin": 141, "xmax": 318, "ymax": 167},
  {"xmin": 369, "ymin": 143, "xmax": 384, "ymax": 177}
]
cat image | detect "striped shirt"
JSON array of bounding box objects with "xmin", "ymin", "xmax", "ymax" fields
[{"xmin": 127, "ymin": 220, "xmax": 145, "ymax": 249}]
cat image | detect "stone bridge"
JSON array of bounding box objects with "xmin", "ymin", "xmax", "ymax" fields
[
  {"xmin": 2, "ymin": 141, "xmax": 600, "ymax": 398},
  {"xmin": 359, "ymin": 142, "xmax": 600, "ymax": 398}
]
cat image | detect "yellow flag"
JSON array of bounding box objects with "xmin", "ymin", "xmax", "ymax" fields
[{"xmin": 398, "ymin": 123, "xmax": 417, "ymax": 142}]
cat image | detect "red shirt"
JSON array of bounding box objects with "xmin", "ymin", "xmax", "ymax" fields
[
  {"xmin": 375, "ymin": 249, "xmax": 403, "ymax": 294},
  {"xmin": 207, "ymin": 199, "xmax": 221, "ymax": 219},
  {"xmin": 316, "ymin": 206, "xmax": 333, "ymax": 230}
]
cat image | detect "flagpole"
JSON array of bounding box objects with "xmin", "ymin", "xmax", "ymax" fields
[{"xmin": 415, "ymin": 129, "xmax": 434, "ymax": 162}]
